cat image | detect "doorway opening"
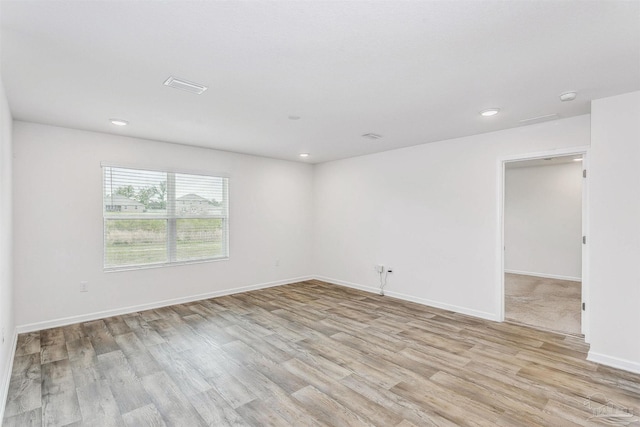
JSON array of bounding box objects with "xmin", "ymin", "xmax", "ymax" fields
[{"xmin": 499, "ymin": 149, "xmax": 588, "ymax": 339}]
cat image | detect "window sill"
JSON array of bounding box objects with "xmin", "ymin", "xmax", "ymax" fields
[{"xmin": 104, "ymin": 256, "xmax": 229, "ymax": 273}]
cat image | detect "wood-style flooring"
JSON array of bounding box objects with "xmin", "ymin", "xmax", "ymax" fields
[
  {"xmin": 505, "ymin": 273, "xmax": 582, "ymax": 336},
  {"xmin": 3, "ymin": 280, "xmax": 640, "ymax": 426}
]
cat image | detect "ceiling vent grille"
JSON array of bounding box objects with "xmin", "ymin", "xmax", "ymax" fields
[
  {"xmin": 163, "ymin": 76, "xmax": 208, "ymax": 95},
  {"xmin": 362, "ymin": 133, "xmax": 382, "ymax": 140},
  {"xmin": 518, "ymin": 114, "xmax": 559, "ymax": 125}
]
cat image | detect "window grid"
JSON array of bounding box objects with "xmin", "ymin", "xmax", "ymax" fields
[{"xmin": 103, "ymin": 166, "xmax": 229, "ymax": 271}]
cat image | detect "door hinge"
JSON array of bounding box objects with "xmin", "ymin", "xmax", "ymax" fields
[
  {"xmin": 583, "ymin": 236, "xmax": 586, "ymax": 244},
  {"xmin": 583, "ymin": 169, "xmax": 587, "ymax": 178},
  {"xmin": 582, "ymin": 302, "xmax": 586, "ymax": 311}
]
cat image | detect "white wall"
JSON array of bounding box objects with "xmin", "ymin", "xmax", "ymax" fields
[
  {"xmin": 0, "ymin": 74, "xmax": 15, "ymax": 420},
  {"xmin": 12, "ymin": 122, "xmax": 314, "ymax": 328},
  {"xmin": 504, "ymin": 162, "xmax": 582, "ymax": 280},
  {"xmin": 313, "ymin": 115, "xmax": 590, "ymax": 320},
  {"xmin": 589, "ymin": 91, "xmax": 640, "ymax": 373}
]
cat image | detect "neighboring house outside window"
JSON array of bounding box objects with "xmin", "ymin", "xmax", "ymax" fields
[
  {"xmin": 177, "ymin": 193, "xmax": 218, "ymax": 215},
  {"xmin": 105, "ymin": 195, "xmax": 145, "ymax": 212}
]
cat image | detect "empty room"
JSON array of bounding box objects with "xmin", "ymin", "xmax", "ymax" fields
[{"xmin": 1, "ymin": 1, "xmax": 639, "ymax": 426}]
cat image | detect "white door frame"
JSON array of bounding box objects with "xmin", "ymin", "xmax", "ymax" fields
[{"xmin": 496, "ymin": 145, "xmax": 590, "ymax": 342}]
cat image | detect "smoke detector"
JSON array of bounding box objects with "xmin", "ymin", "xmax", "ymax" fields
[{"xmin": 560, "ymin": 91, "xmax": 577, "ymax": 102}]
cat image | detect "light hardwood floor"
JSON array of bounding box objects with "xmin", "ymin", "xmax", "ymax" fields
[{"xmin": 3, "ymin": 280, "xmax": 639, "ymax": 426}]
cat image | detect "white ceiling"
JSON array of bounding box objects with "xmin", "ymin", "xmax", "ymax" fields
[{"xmin": 1, "ymin": 1, "xmax": 639, "ymax": 164}]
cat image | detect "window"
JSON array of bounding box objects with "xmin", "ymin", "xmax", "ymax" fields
[{"xmin": 103, "ymin": 165, "xmax": 229, "ymax": 270}]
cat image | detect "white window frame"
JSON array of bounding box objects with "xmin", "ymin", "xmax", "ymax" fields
[{"xmin": 102, "ymin": 164, "xmax": 229, "ymax": 271}]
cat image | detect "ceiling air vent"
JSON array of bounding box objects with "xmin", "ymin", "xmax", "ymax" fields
[
  {"xmin": 518, "ymin": 114, "xmax": 559, "ymax": 125},
  {"xmin": 163, "ymin": 76, "xmax": 208, "ymax": 95},
  {"xmin": 362, "ymin": 133, "xmax": 382, "ymax": 140}
]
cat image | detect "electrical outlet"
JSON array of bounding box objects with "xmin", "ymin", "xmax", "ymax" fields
[
  {"xmin": 80, "ymin": 281, "xmax": 88, "ymax": 292},
  {"xmin": 375, "ymin": 264, "xmax": 384, "ymax": 273}
]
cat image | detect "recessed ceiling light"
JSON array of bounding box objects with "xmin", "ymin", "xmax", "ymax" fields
[
  {"xmin": 109, "ymin": 118, "xmax": 128, "ymax": 126},
  {"xmin": 299, "ymin": 153, "xmax": 310, "ymax": 158},
  {"xmin": 560, "ymin": 91, "xmax": 577, "ymax": 102},
  {"xmin": 573, "ymin": 158, "xmax": 583, "ymax": 161},
  {"xmin": 163, "ymin": 76, "xmax": 208, "ymax": 95},
  {"xmin": 480, "ymin": 108, "xmax": 500, "ymax": 117},
  {"xmin": 288, "ymin": 115, "xmax": 301, "ymax": 120},
  {"xmin": 362, "ymin": 133, "xmax": 382, "ymax": 140}
]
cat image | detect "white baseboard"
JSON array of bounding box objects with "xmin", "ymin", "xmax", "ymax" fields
[
  {"xmin": 587, "ymin": 351, "xmax": 640, "ymax": 374},
  {"xmin": 314, "ymin": 276, "xmax": 499, "ymax": 322},
  {"xmin": 385, "ymin": 288, "xmax": 500, "ymax": 322},
  {"xmin": 504, "ymin": 269, "xmax": 581, "ymax": 282},
  {"xmin": 0, "ymin": 328, "xmax": 18, "ymax": 423},
  {"xmin": 16, "ymin": 276, "xmax": 313, "ymax": 334},
  {"xmin": 314, "ymin": 276, "xmax": 379, "ymax": 294}
]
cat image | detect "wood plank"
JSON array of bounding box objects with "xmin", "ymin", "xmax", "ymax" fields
[
  {"xmin": 104, "ymin": 316, "xmax": 132, "ymax": 336},
  {"xmin": 292, "ymin": 385, "xmax": 375, "ymax": 427},
  {"xmin": 221, "ymin": 340, "xmax": 307, "ymax": 394},
  {"xmin": 146, "ymin": 343, "xmax": 212, "ymax": 396},
  {"xmin": 140, "ymin": 371, "xmax": 207, "ymax": 427},
  {"xmin": 84, "ymin": 320, "xmax": 121, "ymax": 355},
  {"xmin": 235, "ymin": 398, "xmax": 291, "ymax": 427},
  {"xmin": 97, "ymin": 350, "xmax": 152, "ymax": 414},
  {"xmin": 391, "ymin": 379, "xmax": 502, "ymax": 426},
  {"xmin": 207, "ymin": 371, "xmax": 257, "ymax": 409},
  {"xmin": 2, "ymin": 407, "xmax": 42, "ymax": 427},
  {"xmin": 3, "ymin": 354, "xmax": 42, "ymax": 418},
  {"xmin": 262, "ymin": 395, "xmax": 328, "ymax": 427},
  {"xmin": 189, "ymin": 388, "xmax": 250, "ymax": 427},
  {"xmin": 61, "ymin": 324, "xmax": 85, "ymax": 343},
  {"xmin": 76, "ymin": 380, "xmax": 125, "ymax": 426},
  {"xmin": 124, "ymin": 315, "xmax": 166, "ymax": 346},
  {"xmin": 14, "ymin": 332, "xmax": 40, "ymax": 357},
  {"xmin": 341, "ymin": 373, "xmax": 459, "ymax": 427},
  {"xmin": 40, "ymin": 343, "xmax": 68, "ymax": 364},
  {"xmin": 283, "ymin": 357, "xmax": 403, "ymax": 426},
  {"xmin": 122, "ymin": 404, "xmax": 167, "ymax": 427},
  {"xmin": 124, "ymin": 347, "xmax": 164, "ymax": 379},
  {"xmin": 40, "ymin": 328, "xmax": 65, "ymax": 347},
  {"xmin": 41, "ymin": 359, "xmax": 82, "ymax": 426}
]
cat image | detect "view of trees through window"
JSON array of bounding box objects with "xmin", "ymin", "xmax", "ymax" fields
[{"xmin": 103, "ymin": 166, "xmax": 228, "ymax": 269}]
